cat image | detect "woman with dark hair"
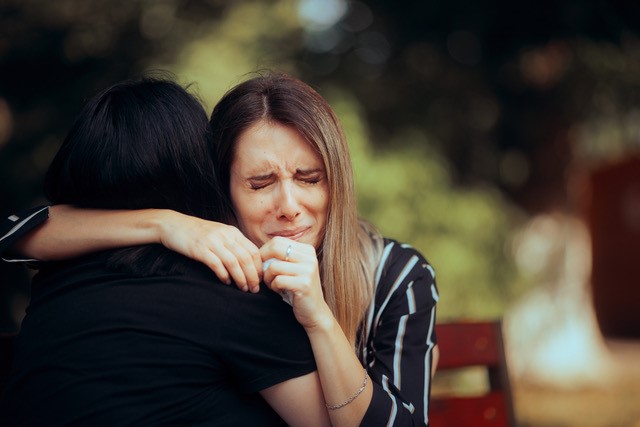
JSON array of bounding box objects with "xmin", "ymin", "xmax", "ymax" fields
[
  {"xmin": 0, "ymin": 76, "xmax": 330, "ymax": 427},
  {"xmin": 2, "ymin": 73, "xmax": 439, "ymax": 426}
]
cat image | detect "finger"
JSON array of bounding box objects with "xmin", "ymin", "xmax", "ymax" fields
[
  {"xmin": 260, "ymin": 237, "xmax": 298, "ymax": 263},
  {"xmin": 233, "ymin": 231, "xmax": 262, "ymax": 276},
  {"xmin": 214, "ymin": 245, "xmax": 250, "ymax": 292},
  {"xmin": 262, "ymin": 257, "xmax": 282, "ymax": 286},
  {"xmin": 262, "ymin": 258, "xmax": 316, "ymax": 288},
  {"xmin": 228, "ymin": 243, "xmax": 261, "ymax": 293},
  {"xmin": 232, "ymin": 232, "xmax": 263, "ymax": 290},
  {"xmin": 199, "ymin": 252, "xmax": 231, "ymax": 286},
  {"xmin": 269, "ymin": 274, "xmax": 305, "ymax": 295},
  {"xmin": 262, "ymin": 257, "xmax": 299, "ymax": 282},
  {"xmin": 262, "ymin": 258, "xmax": 278, "ymax": 285},
  {"xmin": 250, "ymin": 248, "xmax": 263, "ymax": 282}
]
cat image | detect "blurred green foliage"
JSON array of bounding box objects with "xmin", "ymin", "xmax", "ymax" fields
[
  {"xmin": 2, "ymin": 0, "xmax": 640, "ymax": 329},
  {"xmin": 331, "ymin": 91, "xmax": 528, "ymax": 319},
  {"xmin": 131, "ymin": 0, "xmax": 535, "ymax": 319}
]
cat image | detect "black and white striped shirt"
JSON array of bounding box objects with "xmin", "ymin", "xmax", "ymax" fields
[{"xmin": 359, "ymin": 239, "xmax": 438, "ymax": 426}]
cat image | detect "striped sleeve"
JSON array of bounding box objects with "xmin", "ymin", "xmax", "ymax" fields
[
  {"xmin": 360, "ymin": 240, "xmax": 439, "ymax": 426},
  {"xmin": 0, "ymin": 206, "xmax": 49, "ymax": 263}
]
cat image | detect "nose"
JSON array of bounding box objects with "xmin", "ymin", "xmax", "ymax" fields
[{"xmin": 276, "ymin": 181, "xmax": 301, "ymax": 220}]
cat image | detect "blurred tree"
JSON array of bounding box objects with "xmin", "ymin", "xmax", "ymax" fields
[
  {"xmin": 289, "ymin": 0, "xmax": 640, "ymax": 320},
  {"xmin": 0, "ymin": 0, "xmax": 279, "ymax": 213},
  {"xmin": 2, "ymin": 0, "xmax": 639, "ymax": 328},
  {"xmin": 293, "ymin": 0, "xmax": 640, "ymax": 212}
]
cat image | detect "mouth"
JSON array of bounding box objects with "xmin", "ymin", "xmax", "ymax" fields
[{"xmin": 268, "ymin": 227, "xmax": 311, "ymax": 241}]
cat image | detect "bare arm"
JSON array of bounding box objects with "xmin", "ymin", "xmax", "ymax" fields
[
  {"xmin": 261, "ymin": 237, "xmax": 373, "ymax": 427},
  {"xmin": 260, "ymin": 372, "xmax": 331, "ymax": 427},
  {"xmin": 305, "ymin": 316, "xmax": 374, "ymax": 426},
  {"xmin": 12, "ymin": 205, "xmax": 262, "ymax": 290},
  {"xmin": 15, "ymin": 205, "xmax": 165, "ymax": 261},
  {"xmin": 262, "ymin": 238, "xmax": 439, "ymax": 427}
]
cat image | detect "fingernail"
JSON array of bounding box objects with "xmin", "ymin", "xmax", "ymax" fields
[
  {"xmin": 251, "ymin": 286, "xmax": 260, "ymax": 294},
  {"xmin": 241, "ymin": 285, "xmax": 249, "ymax": 292}
]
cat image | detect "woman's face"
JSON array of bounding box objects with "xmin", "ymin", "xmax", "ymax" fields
[{"xmin": 229, "ymin": 120, "xmax": 329, "ymax": 249}]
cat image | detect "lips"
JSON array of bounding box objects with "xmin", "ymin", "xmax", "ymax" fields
[{"xmin": 268, "ymin": 226, "xmax": 310, "ymax": 240}]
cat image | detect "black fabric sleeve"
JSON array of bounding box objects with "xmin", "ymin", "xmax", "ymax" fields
[
  {"xmin": 220, "ymin": 283, "xmax": 317, "ymax": 393},
  {"xmin": 0, "ymin": 206, "xmax": 49, "ymax": 262}
]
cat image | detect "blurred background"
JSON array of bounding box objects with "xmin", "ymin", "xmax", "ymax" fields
[{"xmin": 1, "ymin": 0, "xmax": 639, "ymax": 425}]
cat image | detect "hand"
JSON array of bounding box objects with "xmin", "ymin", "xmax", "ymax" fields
[
  {"xmin": 159, "ymin": 211, "xmax": 262, "ymax": 292},
  {"xmin": 261, "ymin": 237, "xmax": 333, "ymax": 330}
]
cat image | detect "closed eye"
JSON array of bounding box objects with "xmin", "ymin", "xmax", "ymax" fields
[
  {"xmin": 296, "ymin": 169, "xmax": 324, "ymax": 185},
  {"xmin": 248, "ymin": 174, "xmax": 275, "ymax": 190},
  {"xmin": 301, "ymin": 177, "xmax": 321, "ymax": 185},
  {"xmin": 250, "ymin": 182, "xmax": 270, "ymax": 190}
]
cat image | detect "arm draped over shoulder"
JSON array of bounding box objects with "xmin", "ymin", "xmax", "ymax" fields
[{"xmin": 1, "ymin": 210, "xmax": 440, "ymax": 426}]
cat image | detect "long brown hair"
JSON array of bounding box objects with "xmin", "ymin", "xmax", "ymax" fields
[{"xmin": 210, "ymin": 72, "xmax": 382, "ymax": 346}]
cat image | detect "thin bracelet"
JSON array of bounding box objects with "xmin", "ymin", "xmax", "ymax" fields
[{"xmin": 326, "ymin": 370, "xmax": 369, "ymax": 410}]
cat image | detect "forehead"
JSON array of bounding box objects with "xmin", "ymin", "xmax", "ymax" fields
[{"xmin": 232, "ymin": 121, "xmax": 324, "ymax": 173}]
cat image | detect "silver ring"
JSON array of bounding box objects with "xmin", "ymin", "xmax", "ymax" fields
[{"xmin": 284, "ymin": 244, "xmax": 293, "ymax": 262}]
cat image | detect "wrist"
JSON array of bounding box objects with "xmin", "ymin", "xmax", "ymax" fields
[
  {"xmin": 145, "ymin": 209, "xmax": 174, "ymax": 245},
  {"xmin": 304, "ymin": 306, "xmax": 339, "ymax": 336}
]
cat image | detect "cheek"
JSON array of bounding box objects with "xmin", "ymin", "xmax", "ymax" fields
[
  {"xmin": 233, "ymin": 194, "xmax": 269, "ymax": 231},
  {"xmin": 313, "ymin": 189, "xmax": 330, "ymax": 228},
  {"xmin": 319, "ymin": 187, "xmax": 330, "ymax": 216}
]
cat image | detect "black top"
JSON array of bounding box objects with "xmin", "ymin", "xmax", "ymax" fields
[
  {"xmin": 0, "ymin": 207, "xmax": 440, "ymax": 426},
  {"xmin": 0, "ymin": 248, "xmax": 316, "ymax": 426}
]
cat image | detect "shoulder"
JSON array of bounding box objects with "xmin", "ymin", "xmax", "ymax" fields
[
  {"xmin": 376, "ymin": 237, "xmax": 436, "ymax": 285},
  {"xmin": 371, "ymin": 237, "xmax": 439, "ymax": 309},
  {"xmin": 182, "ymin": 264, "xmax": 308, "ymax": 335},
  {"xmin": 182, "ymin": 262, "xmax": 292, "ymax": 312}
]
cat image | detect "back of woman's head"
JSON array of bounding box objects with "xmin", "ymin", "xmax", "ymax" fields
[
  {"xmin": 44, "ymin": 76, "xmax": 230, "ymax": 275},
  {"xmin": 45, "ymin": 76, "xmax": 227, "ymax": 222}
]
